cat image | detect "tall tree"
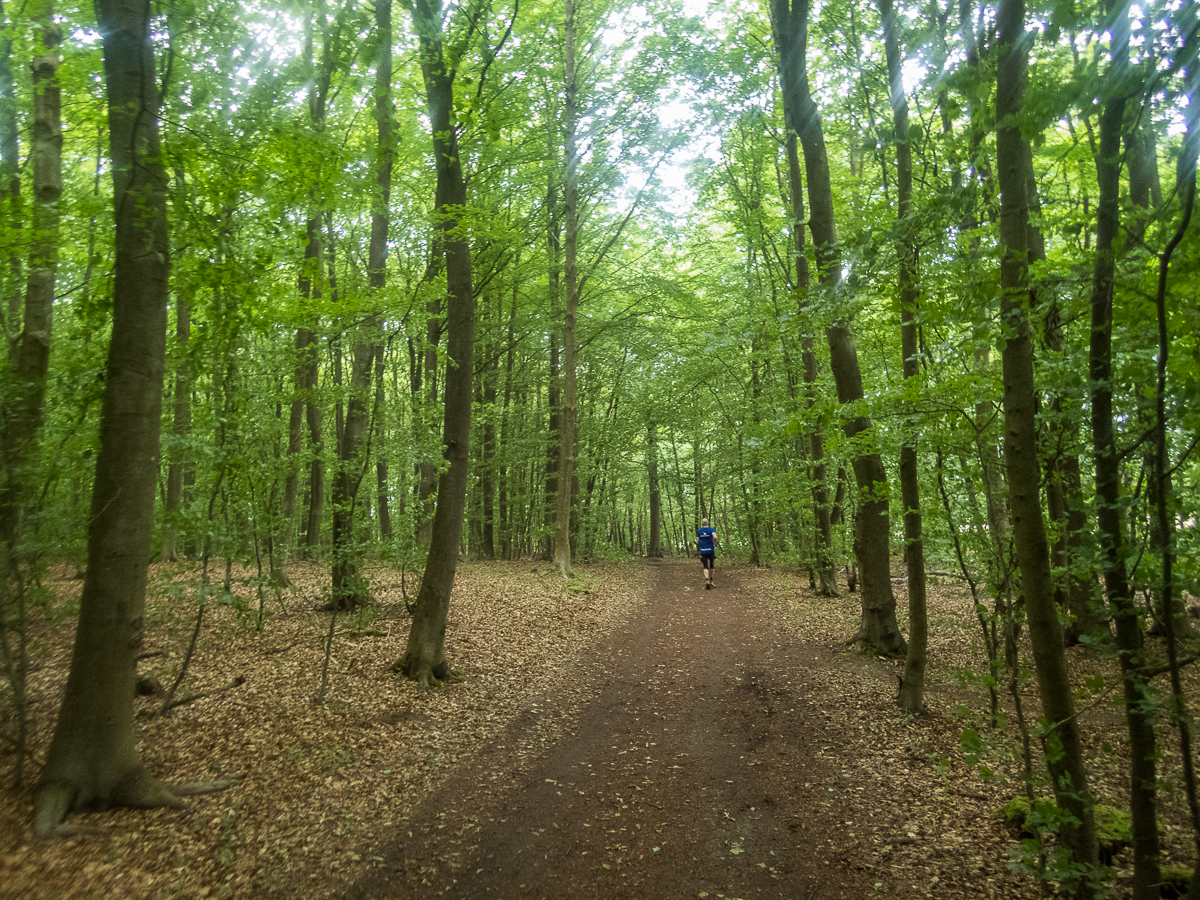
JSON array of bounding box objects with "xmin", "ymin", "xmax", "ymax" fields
[
  {"xmin": 0, "ymin": 0, "xmax": 61, "ymax": 786},
  {"xmin": 330, "ymin": 0, "xmax": 394, "ymax": 609},
  {"xmin": 35, "ymin": 0, "xmax": 180, "ymax": 831},
  {"xmin": 995, "ymin": 0, "xmax": 1099, "ymax": 886},
  {"xmin": 770, "ymin": 0, "xmax": 904, "ymax": 656},
  {"xmin": 0, "ymin": 0, "xmax": 21, "ymax": 332},
  {"xmin": 1088, "ymin": 2, "xmax": 1161, "ymax": 892},
  {"xmin": 161, "ymin": 290, "xmax": 191, "ymax": 562},
  {"xmin": 881, "ymin": 0, "xmax": 927, "ymax": 714},
  {"xmin": 392, "ymin": 0, "xmax": 477, "ymax": 686},
  {"xmin": 647, "ymin": 419, "xmax": 662, "ymax": 557},
  {"xmin": 778, "ymin": 68, "xmax": 835, "ymax": 596},
  {"xmin": 553, "ymin": 0, "xmax": 581, "ymax": 577}
]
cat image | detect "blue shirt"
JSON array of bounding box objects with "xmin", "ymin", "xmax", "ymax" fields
[{"xmin": 696, "ymin": 526, "xmax": 716, "ymax": 554}]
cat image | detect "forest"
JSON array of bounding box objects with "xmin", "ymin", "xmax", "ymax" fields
[{"xmin": 0, "ymin": 0, "xmax": 1198, "ymax": 895}]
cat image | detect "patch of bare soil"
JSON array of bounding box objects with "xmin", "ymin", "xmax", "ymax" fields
[{"xmin": 2, "ymin": 557, "xmax": 1199, "ymax": 899}]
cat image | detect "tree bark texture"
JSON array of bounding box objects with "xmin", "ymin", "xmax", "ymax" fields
[
  {"xmin": 162, "ymin": 293, "xmax": 190, "ymax": 563},
  {"xmin": 35, "ymin": 0, "xmax": 179, "ymax": 831},
  {"xmin": 647, "ymin": 421, "xmax": 662, "ymax": 557},
  {"xmin": 1088, "ymin": 5, "xmax": 1160, "ymax": 893},
  {"xmin": 772, "ymin": 0, "xmax": 903, "ymax": 655},
  {"xmin": 554, "ymin": 0, "xmax": 579, "ymax": 578},
  {"xmin": 331, "ymin": 0, "xmax": 393, "ymax": 609},
  {"xmin": 0, "ymin": 0, "xmax": 21, "ymax": 335},
  {"xmin": 299, "ymin": 11, "xmax": 330, "ymax": 559},
  {"xmin": 996, "ymin": 0, "xmax": 1099, "ymax": 886},
  {"xmin": 395, "ymin": 0, "xmax": 474, "ymax": 687},
  {"xmin": 375, "ymin": 345, "xmax": 393, "ymax": 542},
  {"xmin": 881, "ymin": 0, "xmax": 927, "ymax": 714},
  {"xmin": 480, "ymin": 312, "xmax": 497, "ymax": 559},
  {"xmin": 2, "ymin": 0, "xmax": 59, "ymax": 555},
  {"xmin": 542, "ymin": 184, "xmax": 560, "ymax": 561},
  {"xmin": 416, "ymin": 292, "xmax": 440, "ymax": 549},
  {"xmin": 772, "ymin": 0, "xmax": 834, "ymax": 595}
]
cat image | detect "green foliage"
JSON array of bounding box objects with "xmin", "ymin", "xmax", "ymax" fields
[{"xmin": 999, "ymin": 794, "xmax": 1133, "ymax": 866}]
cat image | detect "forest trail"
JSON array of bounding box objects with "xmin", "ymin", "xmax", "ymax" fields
[{"xmin": 348, "ymin": 560, "xmax": 887, "ymax": 900}]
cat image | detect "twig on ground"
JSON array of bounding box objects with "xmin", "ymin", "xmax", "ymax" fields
[{"xmin": 160, "ymin": 676, "xmax": 246, "ymax": 713}]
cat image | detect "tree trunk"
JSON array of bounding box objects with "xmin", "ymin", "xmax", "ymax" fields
[
  {"xmin": 299, "ymin": 325, "xmax": 324, "ymax": 558},
  {"xmin": 554, "ymin": 0, "xmax": 580, "ymax": 578},
  {"xmin": 295, "ymin": 13, "xmax": 330, "ymax": 560},
  {"xmin": 1088, "ymin": 5, "xmax": 1160, "ymax": 893},
  {"xmin": 375, "ymin": 345, "xmax": 393, "ymax": 542},
  {"xmin": 1124, "ymin": 110, "xmax": 1161, "ymax": 247},
  {"xmin": 331, "ymin": 0, "xmax": 393, "ymax": 610},
  {"xmin": 393, "ymin": 0, "xmax": 474, "ymax": 687},
  {"xmin": 279, "ymin": 359, "xmax": 303, "ymax": 585},
  {"xmin": 541, "ymin": 177, "xmax": 561, "ymax": 562},
  {"xmin": 416, "ymin": 290, "xmax": 440, "ymax": 549},
  {"xmin": 35, "ymin": 0, "xmax": 179, "ymax": 831},
  {"xmin": 775, "ymin": 0, "xmax": 903, "ymax": 656},
  {"xmin": 881, "ymin": 0, "xmax": 927, "ymax": 713},
  {"xmin": 647, "ymin": 421, "xmax": 662, "ymax": 557},
  {"xmin": 2, "ymin": 0, "xmax": 59, "ymax": 546},
  {"xmin": 996, "ymin": 0, "xmax": 1099, "ymax": 887},
  {"xmin": 0, "ymin": 0, "xmax": 21, "ymax": 335},
  {"xmin": 480, "ymin": 312, "xmax": 497, "ymax": 559},
  {"xmin": 771, "ymin": 0, "xmax": 834, "ymax": 596},
  {"xmin": 498, "ymin": 286, "xmax": 516, "ymax": 559},
  {"xmin": 0, "ymin": 0, "xmax": 59, "ymax": 787},
  {"xmin": 1151, "ymin": 59, "xmax": 1199, "ymax": 899},
  {"xmin": 162, "ymin": 289, "xmax": 190, "ymax": 562}
]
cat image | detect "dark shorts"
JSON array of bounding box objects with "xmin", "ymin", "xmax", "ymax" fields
[{"xmin": 700, "ymin": 553, "xmax": 715, "ymax": 569}]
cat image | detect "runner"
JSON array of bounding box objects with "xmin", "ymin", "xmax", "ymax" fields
[{"xmin": 695, "ymin": 518, "xmax": 717, "ymax": 589}]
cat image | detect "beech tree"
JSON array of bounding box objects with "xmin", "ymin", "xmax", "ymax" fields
[
  {"xmin": 1086, "ymin": 3, "xmax": 1161, "ymax": 893},
  {"xmin": 995, "ymin": 0, "xmax": 1098, "ymax": 885},
  {"xmin": 391, "ymin": 0, "xmax": 484, "ymax": 686},
  {"xmin": 35, "ymin": 0, "xmax": 183, "ymax": 832},
  {"xmin": 879, "ymin": 0, "xmax": 927, "ymax": 715},
  {"xmin": 770, "ymin": 0, "xmax": 904, "ymax": 656},
  {"xmin": 330, "ymin": 0, "xmax": 393, "ymax": 610},
  {"xmin": 0, "ymin": 0, "xmax": 60, "ymax": 784}
]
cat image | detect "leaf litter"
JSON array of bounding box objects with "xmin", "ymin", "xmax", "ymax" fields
[{"xmin": 0, "ymin": 558, "xmax": 1197, "ymax": 899}]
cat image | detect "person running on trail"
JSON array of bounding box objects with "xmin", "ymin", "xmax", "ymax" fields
[{"xmin": 695, "ymin": 518, "xmax": 717, "ymax": 589}]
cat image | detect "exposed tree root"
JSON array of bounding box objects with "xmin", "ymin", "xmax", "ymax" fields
[
  {"xmin": 392, "ymin": 656, "xmax": 461, "ymax": 689},
  {"xmin": 854, "ymin": 637, "xmax": 906, "ymax": 660},
  {"xmin": 34, "ymin": 772, "xmax": 186, "ymax": 837},
  {"xmin": 170, "ymin": 779, "xmax": 235, "ymax": 797},
  {"xmin": 33, "ymin": 781, "xmax": 76, "ymax": 837}
]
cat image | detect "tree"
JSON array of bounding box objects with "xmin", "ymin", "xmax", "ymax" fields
[
  {"xmin": 35, "ymin": 0, "xmax": 181, "ymax": 831},
  {"xmin": 553, "ymin": 0, "xmax": 581, "ymax": 578},
  {"xmin": 392, "ymin": 0, "xmax": 478, "ymax": 686},
  {"xmin": 995, "ymin": 0, "xmax": 1099, "ymax": 886},
  {"xmin": 770, "ymin": 0, "xmax": 836, "ymax": 595},
  {"xmin": 0, "ymin": 0, "xmax": 61, "ymax": 785},
  {"xmin": 647, "ymin": 420, "xmax": 662, "ymax": 557},
  {"xmin": 880, "ymin": 0, "xmax": 927, "ymax": 715},
  {"xmin": 1087, "ymin": 3, "xmax": 1160, "ymax": 892},
  {"xmin": 770, "ymin": 0, "xmax": 904, "ymax": 656},
  {"xmin": 330, "ymin": 0, "xmax": 393, "ymax": 610}
]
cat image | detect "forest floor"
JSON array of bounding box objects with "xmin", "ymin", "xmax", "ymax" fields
[{"xmin": 1, "ymin": 557, "xmax": 1198, "ymax": 899}]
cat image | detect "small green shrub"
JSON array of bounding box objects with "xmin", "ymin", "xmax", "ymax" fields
[
  {"xmin": 1092, "ymin": 804, "xmax": 1131, "ymax": 863},
  {"xmin": 997, "ymin": 795, "xmax": 1033, "ymax": 837},
  {"xmin": 995, "ymin": 797, "xmax": 1133, "ymax": 863},
  {"xmin": 1160, "ymin": 864, "xmax": 1192, "ymax": 899}
]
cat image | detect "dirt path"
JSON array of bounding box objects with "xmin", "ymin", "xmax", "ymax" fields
[{"xmin": 349, "ymin": 560, "xmax": 890, "ymax": 900}]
